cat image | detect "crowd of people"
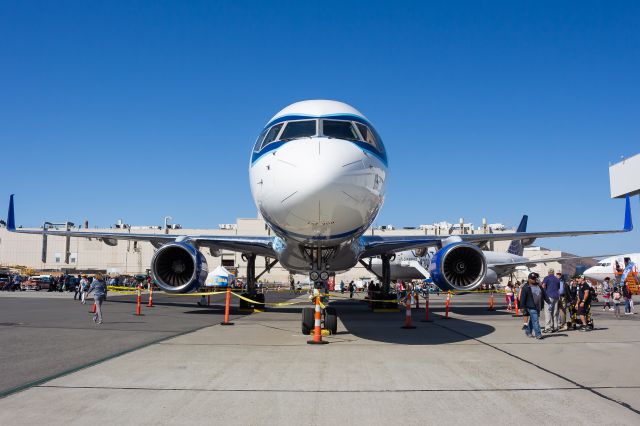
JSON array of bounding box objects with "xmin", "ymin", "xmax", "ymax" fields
[{"xmin": 510, "ymin": 267, "xmax": 636, "ymax": 340}]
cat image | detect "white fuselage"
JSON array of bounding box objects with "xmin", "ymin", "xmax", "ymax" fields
[
  {"xmin": 583, "ymin": 253, "xmax": 640, "ymax": 282},
  {"xmin": 248, "ymin": 100, "xmax": 388, "ymax": 272}
]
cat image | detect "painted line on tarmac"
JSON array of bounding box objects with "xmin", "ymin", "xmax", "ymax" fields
[
  {"xmin": 32, "ymin": 384, "xmax": 640, "ymax": 393},
  {"xmin": 0, "ymin": 323, "xmax": 217, "ymax": 400},
  {"xmin": 432, "ymin": 321, "xmax": 640, "ymax": 416}
]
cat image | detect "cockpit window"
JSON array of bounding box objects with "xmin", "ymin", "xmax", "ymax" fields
[
  {"xmin": 259, "ymin": 123, "xmax": 284, "ymax": 150},
  {"xmin": 356, "ymin": 123, "xmax": 380, "ymax": 149},
  {"xmin": 279, "ymin": 120, "xmax": 317, "ymax": 140},
  {"xmin": 323, "ymin": 120, "xmax": 359, "ymax": 140},
  {"xmin": 253, "ymin": 128, "xmax": 269, "ymax": 152}
]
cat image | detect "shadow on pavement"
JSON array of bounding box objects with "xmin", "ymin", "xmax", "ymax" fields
[{"xmin": 330, "ymin": 300, "xmax": 495, "ymax": 345}]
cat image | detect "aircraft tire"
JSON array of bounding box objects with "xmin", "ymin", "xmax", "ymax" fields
[
  {"xmin": 254, "ymin": 293, "xmax": 266, "ymax": 310},
  {"xmin": 239, "ymin": 293, "xmax": 250, "ymax": 310},
  {"xmin": 325, "ymin": 307, "xmax": 338, "ymax": 335},
  {"xmin": 302, "ymin": 307, "xmax": 314, "ymax": 335}
]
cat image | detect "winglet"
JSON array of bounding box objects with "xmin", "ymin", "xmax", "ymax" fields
[
  {"xmin": 7, "ymin": 194, "xmax": 15, "ymax": 231},
  {"xmin": 624, "ymin": 195, "xmax": 633, "ymax": 231}
]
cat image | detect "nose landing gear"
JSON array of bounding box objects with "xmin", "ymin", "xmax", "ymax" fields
[{"xmin": 299, "ymin": 246, "xmax": 338, "ymax": 336}]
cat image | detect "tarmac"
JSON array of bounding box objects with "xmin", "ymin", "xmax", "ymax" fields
[{"xmin": 1, "ymin": 290, "xmax": 639, "ymax": 425}]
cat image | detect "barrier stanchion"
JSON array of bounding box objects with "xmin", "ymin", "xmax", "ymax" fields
[
  {"xmin": 402, "ymin": 294, "xmax": 416, "ymax": 329},
  {"xmin": 221, "ymin": 286, "xmax": 234, "ymax": 326},
  {"xmin": 441, "ymin": 291, "xmax": 451, "ymax": 320},
  {"xmin": 207, "ymin": 294, "xmax": 211, "ymax": 306},
  {"xmin": 421, "ymin": 291, "xmax": 432, "ymax": 322},
  {"xmin": 147, "ymin": 284, "xmax": 154, "ymax": 307},
  {"xmin": 488, "ymin": 291, "xmax": 494, "ymax": 311},
  {"xmin": 307, "ymin": 295, "xmax": 328, "ymax": 345},
  {"xmin": 415, "ymin": 292, "xmax": 419, "ymax": 309}
]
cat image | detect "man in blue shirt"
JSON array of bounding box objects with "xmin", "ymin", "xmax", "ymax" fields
[{"xmin": 542, "ymin": 268, "xmax": 561, "ymax": 333}]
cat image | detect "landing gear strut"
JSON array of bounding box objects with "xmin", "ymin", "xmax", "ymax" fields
[
  {"xmin": 239, "ymin": 254, "xmax": 265, "ymax": 310},
  {"xmin": 374, "ymin": 254, "xmax": 398, "ymax": 310},
  {"xmin": 299, "ymin": 246, "xmax": 338, "ymax": 335}
]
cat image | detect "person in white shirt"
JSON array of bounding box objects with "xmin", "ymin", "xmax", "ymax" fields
[{"xmin": 79, "ymin": 275, "xmax": 90, "ymax": 304}]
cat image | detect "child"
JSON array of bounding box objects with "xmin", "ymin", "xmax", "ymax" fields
[
  {"xmin": 505, "ymin": 282, "xmax": 514, "ymax": 312},
  {"xmin": 612, "ymin": 287, "xmax": 622, "ymax": 318}
]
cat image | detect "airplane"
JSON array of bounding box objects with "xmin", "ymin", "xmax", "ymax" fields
[
  {"xmin": 5, "ymin": 100, "xmax": 634, "ymax": 335},
  {"xmin": 367, "ymin": 215, "xmax": 611, "ymax": 284},
  {"xmin": 584, "ymin": 254, "xmax": 640, "ymax": 282}
]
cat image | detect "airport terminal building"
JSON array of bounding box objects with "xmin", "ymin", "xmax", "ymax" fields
[{"xmin": 0, "ymin": 217, "xmax": 594, "ymax": 283}]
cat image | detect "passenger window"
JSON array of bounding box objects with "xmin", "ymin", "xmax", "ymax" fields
[
  {"xmin": 280, "ymin": 120, "xmax": 316, "ymax": 140},
  {"xmin": 323, "ymin": 120, "xmax": 359, "ymax": 140},
  {"xmin": 260, "ymin": 123, "xmax": 284, "ymax": 150},
  {"xmin": 356, "ymin": 123, "xmax": 379, "ymax": 149}
]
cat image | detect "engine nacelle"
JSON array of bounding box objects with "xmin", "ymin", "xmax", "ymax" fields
[
  {"xmin": 429, "ymin": 243, "xmax": 487, "ymax": 291},
  {"xmin": 150, "ymin": 242, "xmax": 208, "ymax": 294}
]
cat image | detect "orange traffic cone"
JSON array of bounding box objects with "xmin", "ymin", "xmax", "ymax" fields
[
  {"xmin": 402, "ymin": 295, "xmax": 416, "ymax": 329},
  {"xmin": 488, "ymin": 292, "xmax": 494, "ymax": 311},
  {"xmin": 442, "ymin": 291, "xmax": 451, "ymax": 319},
  {"xmin": 147, "ymin": 285, "xmax": 154, "ymax": 307},
  {"xmin": 221, "ymin": 286, "xmax": 234, "ymax": 326},
  {"xmin": 421, "ymin": 291, "xmax": 432, "ymax": 322},
  {"xmin": 307, "ymin": 295, "xmax": 328, "ymax": 345}
]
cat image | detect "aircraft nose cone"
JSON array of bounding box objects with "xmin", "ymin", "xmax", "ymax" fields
[{"xmin": 259, "ymin": 138, "xmax": 385, "ymax": 241}]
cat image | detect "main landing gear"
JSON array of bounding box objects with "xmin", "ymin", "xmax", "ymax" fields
[{"xmin": 239, "ymin": 254, "xmax": 278, "ymax": 311}]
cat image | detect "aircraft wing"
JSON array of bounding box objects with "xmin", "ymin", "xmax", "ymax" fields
[
  {"xmin": 489, "ymin": 254, "xmax": 615, "ymax": 272},
  {"xmin": 360, "ymin": 196, "xmax": 633, "ymax": 258},
  {"xmin": 5, "ymin": 195, "xmax": 276, "ymax": 257}
]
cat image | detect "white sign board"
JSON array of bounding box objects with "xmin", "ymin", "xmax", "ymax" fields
[{"xmin": 609, "ymin": 153, "xmax": 640, "ymax": 198}]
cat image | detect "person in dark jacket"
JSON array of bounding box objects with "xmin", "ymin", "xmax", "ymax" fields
[{"xmin": 519, "ymin": 272, "xmax": 551, "ymax": 340}]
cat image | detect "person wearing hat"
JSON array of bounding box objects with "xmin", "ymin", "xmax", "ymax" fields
[
  {"xmin": 87, "ymin": 273, "xmax": 107, "ymax": 324},
  {"xmin": 542, "ymin": 268, "xmax": 561, "ymax": 333},
  {"xmin": 519, "ymin": 272, "xmax": 551, "ymax": 339}
]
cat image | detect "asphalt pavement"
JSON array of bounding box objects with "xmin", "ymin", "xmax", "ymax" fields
[{"xmin": 1, "ymin": 291, "xmax": 639, "ymax": 425}]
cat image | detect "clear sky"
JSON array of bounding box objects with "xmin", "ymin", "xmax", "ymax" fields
[{"xmin": 1, "ymin": 1, "xmax": 638, "ymax": 255}]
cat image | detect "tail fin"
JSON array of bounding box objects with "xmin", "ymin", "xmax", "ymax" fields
[
  {"xmin": 7, "ymin": 194, "xmax": 15, "ymax": 231},
  {"xmin": 507, "ymin": 215, "xmax": 528, "ymax": 255}
]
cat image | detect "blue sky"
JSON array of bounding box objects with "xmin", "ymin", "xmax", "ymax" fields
[{"xmin": 1, "ymin": 1, "xmax": 638, "ymax": 255}]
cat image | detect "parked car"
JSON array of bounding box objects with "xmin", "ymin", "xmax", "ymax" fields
[
  {"xmin": 21, "ymin": 275, "xmax": 54, "ymax": 291},
  {"xmin": 0, "ymin": 274, "xmax": 14, "ymax": 291}
]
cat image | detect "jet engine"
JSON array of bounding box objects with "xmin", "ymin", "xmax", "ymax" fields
[
  {"xmin": 150, "ymin": 242, "xmax": 208, "ymax": 294},
  {"xmin": 429, "ymin": 243, "xmax": 486, "ymax": 291}
]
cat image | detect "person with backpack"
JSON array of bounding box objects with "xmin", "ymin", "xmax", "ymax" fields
[{"xmin": 519, "ymin": 272, "xmax": 551, "ymax": 340}]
